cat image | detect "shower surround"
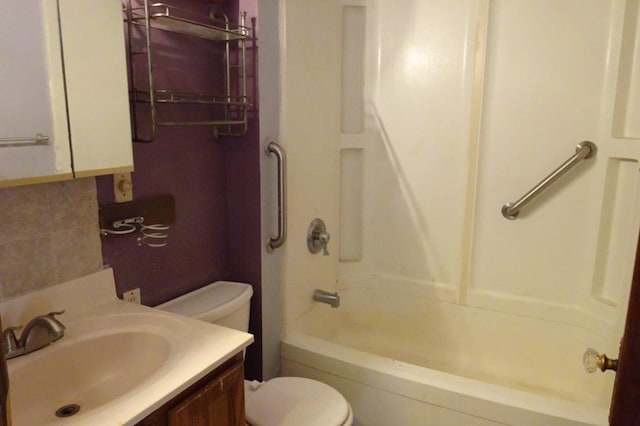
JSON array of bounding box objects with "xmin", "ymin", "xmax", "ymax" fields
[{"xmin": 272, "ymin": 0, "xmax": 640, "ymax": 424}]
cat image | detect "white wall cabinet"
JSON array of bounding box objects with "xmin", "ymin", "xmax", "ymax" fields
[
  {"xmin": 0, "ymin": 1, "xmax": 72, "ymax": 185},
  {"xmin": 58, "ymin": 0, "xmax": 133, "ymax": 178},
  {"xmin": 0, "ymin": 0, "xmax": 133, "ymax": 188}
]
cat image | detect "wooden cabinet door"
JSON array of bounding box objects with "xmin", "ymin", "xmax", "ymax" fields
[{"xmin": 168, "ymin": 361, "xmax": 245, "ymax": 426}]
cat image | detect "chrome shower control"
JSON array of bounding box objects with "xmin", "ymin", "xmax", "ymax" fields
[{"xmin": 307, "ymin": 218, "xmax": 330, "ymax": 256}]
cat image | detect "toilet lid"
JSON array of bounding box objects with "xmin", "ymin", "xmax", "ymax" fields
[{"xmin": 245, "ymin": 377, "xmax": 350, "ymax": 426}]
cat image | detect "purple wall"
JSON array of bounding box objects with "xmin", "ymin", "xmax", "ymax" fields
[{"xmin": 97, "ymin": 0, "xmax": 262, "ymax": 379}]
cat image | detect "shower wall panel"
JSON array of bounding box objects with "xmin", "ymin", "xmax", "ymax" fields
[
  {"xmin": 340, "ymin": 5, "xmax": 366, "ymax": 134},
  {"xmin": 592, "ymin": 159, "xmax": 640, "ymax": 308},
  {"xmin": 338, "ymin": 0, "xmax": 485, "ymax": 302},
  {"xmin": 613, "ymin": 0, "xmax": 640, "ymax": 138},
  {"xmin": 470, "ymin": 0, "xmax": 640, "ymax": 337},
  {"xmin": 279, "ymin": 0, "xmax": 341, "ymax": 323},
  {"xmin": 339, "ymin": 149, "xmax": 364, "ymax": 261}
]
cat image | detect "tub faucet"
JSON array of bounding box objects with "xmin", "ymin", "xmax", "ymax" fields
[
  {"xmin": 313, "ymin": 289, "xmax": 340, "ymax": 308},
  {"xmin": 3, "ymin": 311, "xmax": 66, "ymax": 359}
]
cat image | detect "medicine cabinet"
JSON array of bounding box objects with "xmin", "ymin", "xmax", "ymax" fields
[
  {"xmin": 0, "ymin": 0, "xmax": 133, "ymax": 188},
  {"xmin": 124, "ymin": 1, "xmax": 251, "ymax": 142}
]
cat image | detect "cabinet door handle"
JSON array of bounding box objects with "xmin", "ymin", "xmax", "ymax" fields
[
  {"xmin": 266, "ymin": 140, "xmax": 287, "ymax": 251},
  {"xmin": 0, "ymin": 134, "xmax": 49, "ymax": 147}
]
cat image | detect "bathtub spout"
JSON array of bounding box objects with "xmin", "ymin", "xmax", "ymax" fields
[{"xmin": 313, "ymin": 289, "xmax": 340, "ymax": 308}]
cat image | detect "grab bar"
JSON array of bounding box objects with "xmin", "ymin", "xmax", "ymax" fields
[
  {"xmin": 266, "ymin": 140, "xmax": 287, "ymax": 251},
  {"xmin": 0, "ymin": 134, "xmax": 50, "ymax": 148},
  {"xmin": 502, "ymin": 141, "xmax": 597, "ymax": 220}
]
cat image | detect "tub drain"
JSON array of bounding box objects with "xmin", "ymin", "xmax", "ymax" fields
[{"xmin": 55, "ymin": 404, "xmax": 80, "ymax": 418}]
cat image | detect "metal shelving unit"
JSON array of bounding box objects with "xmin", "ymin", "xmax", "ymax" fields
[{"xmin": 125, "ymin": 1, "xmax": 250, "ymax": 142}]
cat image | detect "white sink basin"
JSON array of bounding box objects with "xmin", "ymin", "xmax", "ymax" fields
[{"xmin": 8, "ymin": 311, "xmax": 188, "ymax": 425}]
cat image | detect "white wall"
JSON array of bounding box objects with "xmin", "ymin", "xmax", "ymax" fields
[
  {"xmin": 258, "ymin": 0, "xmax": 283, "ymax": 380},
  {"xmin": 259, "ymin": 0, "xmax": 343, "ymax": 379},
  {"xmin": 277, "ymin": 0, "xmax": 342, "ymax": 327}
]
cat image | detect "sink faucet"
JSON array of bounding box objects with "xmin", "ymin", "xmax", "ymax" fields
[{"xmin": 3, "ymin": 311, "xmax": 66, "ymax": 359}]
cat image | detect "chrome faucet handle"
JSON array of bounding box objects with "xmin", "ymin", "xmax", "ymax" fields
[
  {"xmin": 318, "ymin": 231, "xmax": 330, "ymax": 256},
  {"xmin": 0, "ymin": 311, "xmax": 67, "ymax": 359},
  {"xmin": 19, "ymin": 310, "xmax": 67, "ymax": 355},
  {"xmin": 307, "ymin": 218, "xmax": 331, "ymax": 256},
  {"xmin": 3, "ymin": 326, "xmax": 23, "ymax": 357}
]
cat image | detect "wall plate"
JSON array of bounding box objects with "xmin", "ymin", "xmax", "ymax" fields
[
  {"xmin": 113, "ymin": 172, "xmax": 133, "ymax": 203},
  {"xmin": 122, "ymin": 288, "xmax": 141, "ymax": 304}
]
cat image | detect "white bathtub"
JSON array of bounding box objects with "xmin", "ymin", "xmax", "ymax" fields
[{"xmin": 281, "ymin": 284, "xmax": 613, "ymax": 426}]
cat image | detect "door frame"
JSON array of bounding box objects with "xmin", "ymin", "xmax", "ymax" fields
[{"xmin": 609, "ymin": 232, "xmax": 640, "ymax": 424}]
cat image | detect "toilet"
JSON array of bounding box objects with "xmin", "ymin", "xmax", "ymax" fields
[{"xmin": 157, "ymin": 281, "xmax": 353, "ymax": 426}]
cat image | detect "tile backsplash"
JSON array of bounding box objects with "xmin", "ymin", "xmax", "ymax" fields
[{"xmin": 0, "ymin": 178, "xmax": 103, "ymax": 299}]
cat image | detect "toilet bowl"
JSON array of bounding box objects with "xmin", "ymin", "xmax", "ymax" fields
[
  {"xmin": 245, "ymin": 377, "xmax": 353, "ymax": 426},
  {"xmin": 157, "ymin": 281, "xmax": 353, "ymax": 426}
]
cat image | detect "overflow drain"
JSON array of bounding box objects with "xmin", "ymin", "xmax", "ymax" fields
[{"xmin": 55, "ymin": 404, "xmax": 80, "ymax": 418}]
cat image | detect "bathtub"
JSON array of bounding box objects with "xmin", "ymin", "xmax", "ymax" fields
[{"xmin": 281, "ymin": 282, "xmax": 613, "ymax": 426}]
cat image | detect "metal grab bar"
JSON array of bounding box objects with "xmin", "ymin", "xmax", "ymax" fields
[
  {"xmin": 0, "ymin": 133, "xmax": 49, "ymax": 148},
  {"xmin": 266, "ymin": 140, "xmax": 287, "ymax": 251},
  {"xmin": 502, "ymin": 141, "xmax": 597, "ymax": 220}
]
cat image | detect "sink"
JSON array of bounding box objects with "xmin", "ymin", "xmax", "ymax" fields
[
  {"xmin": 0, "ymin": 268, "xmax": 252, "ymax": 426},
  {"xmin": 8, "ymin": 311, "xmax": 188, "ymax": 425}
]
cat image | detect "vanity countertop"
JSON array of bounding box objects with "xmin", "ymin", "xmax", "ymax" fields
[{"xmin": 0, "ymin": 268, "xmax": 253, "ymax": 425}]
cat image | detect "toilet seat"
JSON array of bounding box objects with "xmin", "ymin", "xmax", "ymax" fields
[{"xmin": 245, "ymin": 377, "xmax": 352, "ymax": 426}]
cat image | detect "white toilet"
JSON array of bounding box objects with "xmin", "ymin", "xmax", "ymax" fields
[{"xmin": 157, "ymin": 281, "xmax": 353, "ymax": 426}]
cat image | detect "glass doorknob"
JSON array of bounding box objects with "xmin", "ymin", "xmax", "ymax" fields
[{"xmin": 583, "ymin": 347, "xmax": 618, "ymax": 373}]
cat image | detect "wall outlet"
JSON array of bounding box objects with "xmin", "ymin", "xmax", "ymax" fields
[{"xmin": 122, "ymin": 288, "xmax": 141, "ymax": 304}]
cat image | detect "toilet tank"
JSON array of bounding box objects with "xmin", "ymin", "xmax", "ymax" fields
[{"xmin": 156, "ymin": 281, "xmax": 253, "ymax": 332}]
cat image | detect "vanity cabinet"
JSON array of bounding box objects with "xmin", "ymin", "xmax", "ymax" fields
[
  {"xmin": 137, "ymin": 353, "xmax": 246, "ymax": 426},
  {"xmin": 0, "ymin": 0, "xmax": 132, "ymax": 188}
]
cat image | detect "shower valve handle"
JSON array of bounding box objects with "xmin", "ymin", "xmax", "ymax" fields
[
  {"xmin": 307, "ymin": 218, "xmax": 330, "ymax": 256},
  {"xmin": 317, "ymin": 231, "xmax": 330, "ymax": 255}
]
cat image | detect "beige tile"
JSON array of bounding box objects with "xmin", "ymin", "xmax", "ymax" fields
[
  {"xmin": 0, "ymin": 178, "xmax": 103, "ymax": 301},
  {"xmin": 0, "ymin": 184, "xmax": 52, "ymax": 245},
  {"xmin": 0, "ymin": 236, "xmax": 57, "ymax": 298},
  {"xmin": 52, "ymin": 224, "xmax": 103, "ymax": 284},
  {"xmin": 49, "ymin": 178, "xmax": 99, "ymax": 231}
]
